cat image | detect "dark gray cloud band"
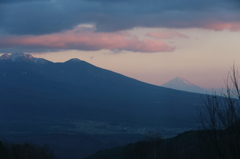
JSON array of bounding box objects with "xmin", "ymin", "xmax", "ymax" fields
[{"xmin": 0, "ymin": 0, "xmax": 239, "ymax": 35}]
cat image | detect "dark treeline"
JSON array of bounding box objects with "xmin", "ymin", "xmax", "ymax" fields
[
  {"xmin": 0, "ymin": 141, "xmax": 56, "ymax": 159},
  {"xmin": 83, "ymin": 130, "xmax": 240, "ymax": 159},
  {"xmin": 85, "ymin": 129, "xmax": 240, "ymax": 159},
  {"xmin": 84, "ymin": 130, "xmax": 200, "ymax": 159}
]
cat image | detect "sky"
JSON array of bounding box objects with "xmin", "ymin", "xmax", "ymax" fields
[{"xmin": 0, "ymin": 0, "xmax": 240, "ymax": 90}]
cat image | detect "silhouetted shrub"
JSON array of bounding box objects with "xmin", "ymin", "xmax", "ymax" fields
[{"xmin": 0, "ymin": 141, "xmax": 56, "ymax": 159}]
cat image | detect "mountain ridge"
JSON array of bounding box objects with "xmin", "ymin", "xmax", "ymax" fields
[
  {"xmin": 0, "ymin": 53, "xmax": 203, "ymax": 127},
  {"xmin": 162, "ymin": 76, "xmax": 207, "ymax": 94},
  {"xmin": 0, "ymin": 53, "xmax": 206, "ymax": 159},
  {"xmin": 0, "ymin": 53, "xmax": 164, "ymax": 91},
  {"xmin": 0, "ymin": 53, "xmax": 52, "ymax": 65}
]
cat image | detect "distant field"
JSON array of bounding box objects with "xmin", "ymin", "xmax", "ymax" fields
[{"xmin": 0, "ymin": 118, "xmax": 192, "ymax": 138}]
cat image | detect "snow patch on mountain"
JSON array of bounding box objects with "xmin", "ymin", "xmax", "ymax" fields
[
  {"xmin": 0, "ymin": 53, "xmax": 50, "ymax": 65},
  {"xmin": 0, "ymin": 54, "xmax": 10, "ymax": 60},
  {"xmin": 11, "ymin": 53, "xmax": 34, "ymax": 61}
]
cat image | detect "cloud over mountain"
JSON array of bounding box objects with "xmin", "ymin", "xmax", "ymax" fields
[
  {"xmin": 146, "ymin": 31, "xmax": 189, "ymax": 39},
  {"xmin": 0, "ymin": 0, "xmax": 239, "ymax": 53},
  {"xmin": 0, "ymin": 0, "xmax": 239, "ymax": 35},
  {"xmin": 0, "ymin": 26, "xmax": 174, "ymax": 53}
]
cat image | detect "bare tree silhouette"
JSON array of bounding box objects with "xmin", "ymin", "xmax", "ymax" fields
[{"xmin": 198, "ymin": 64, "xmax": 240, "ymax": 159}]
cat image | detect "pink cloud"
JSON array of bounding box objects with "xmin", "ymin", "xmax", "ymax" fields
[
  {"xmin": 124, "ymin": 39, "xmax": 174, "ymax": 52},
  {"xmin": 203, "ymin": 22, "xmax": 240, "ymax": 31},
  {"xmin": 146, "ymin": 31, "xmax": 189, "ymax": 39},
  {"xmin": 0, "ymin": 27, "xmax": 174, "ymax": 53}
]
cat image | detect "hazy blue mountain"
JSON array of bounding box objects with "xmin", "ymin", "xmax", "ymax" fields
[
  {"xmin": 0, "ymin": 53, "xmax": 204, "ymax": 127},
  {"xmin": 162, "ymin": 77, "xmax": 208, "ymax": 94},
  {"xmin": 0, "ymin": 53, "xmax": 206, "ymax": 158}
]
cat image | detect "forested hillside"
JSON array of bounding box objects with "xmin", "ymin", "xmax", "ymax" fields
[{"xmin": 0, "ymin": 141, "xmax": 55, "ymax": 159}]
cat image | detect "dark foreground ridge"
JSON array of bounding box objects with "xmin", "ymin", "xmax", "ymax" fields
[
  {"xmin": 85, "ymin": 128, "xmax": 240, "ymax": 159},
  {"xmin": 85, "ymin": 130, "xmax": 201, "ymax": 159},
  {"xmin": 0, "ymin": 140, "xmax": 56, "ymax": 159}
]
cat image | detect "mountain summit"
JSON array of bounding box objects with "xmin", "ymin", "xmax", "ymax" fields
[
  {"xmin": 0, "ymin": 53, "xmax": 203, "ymax": 128},
  {"xmin": 162, "ymin": 77, "xmax": 207, "ymax": 94},
  {"xmin": 0, "ymin": 53, "xmax": 206, "ymax": 159},
  {"xmin": 0, "ymin": 53, "xmax": 34, "ymax": 61},
  {"xmin": 0, "ymin": 53, "xmax": 51, "ymax": 65}
]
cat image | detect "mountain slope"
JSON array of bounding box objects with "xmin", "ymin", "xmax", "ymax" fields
[
  {"xmin": 162, "ymin": 77, "xmax": 207, "ymax": 94},
  {"xmin": 0, "ymin": 53, "xmax": 207, "ymax": 158},
  {"xmin": 0, "ymin": 53, "xmax": 205, "ymax": 131}
]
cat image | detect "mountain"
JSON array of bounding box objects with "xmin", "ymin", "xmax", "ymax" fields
[
  {"xmin": 162, "ymin": 77, "xmax": 208, "ymax": 94},
  {"xmin": 0, "ymin": 53, "xmax": 205, "ymax": 158},
  {"xmin": 0, "ymin": 52, "xmax": 49, "ymax": 64},
  {"xmin": 0, "ymin": 53, "xmax": 204, "ymax": 130}
]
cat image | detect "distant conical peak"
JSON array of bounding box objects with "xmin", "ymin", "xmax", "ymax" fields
[
  {"xmin": 173, "ymin": 77, "xmax": 193, "ymax": 85},
  {"xmin": 175, "ymin": 77, "xmax": 186, "ymax": 80},
  {"xmin": 162, "ymin": 77, "xmax": 207, "ymax": 94}
]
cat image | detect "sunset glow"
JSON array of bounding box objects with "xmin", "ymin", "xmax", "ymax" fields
[{"xmin": 0, "ymin": 0, "xmax": 239, "ymax": 90}]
